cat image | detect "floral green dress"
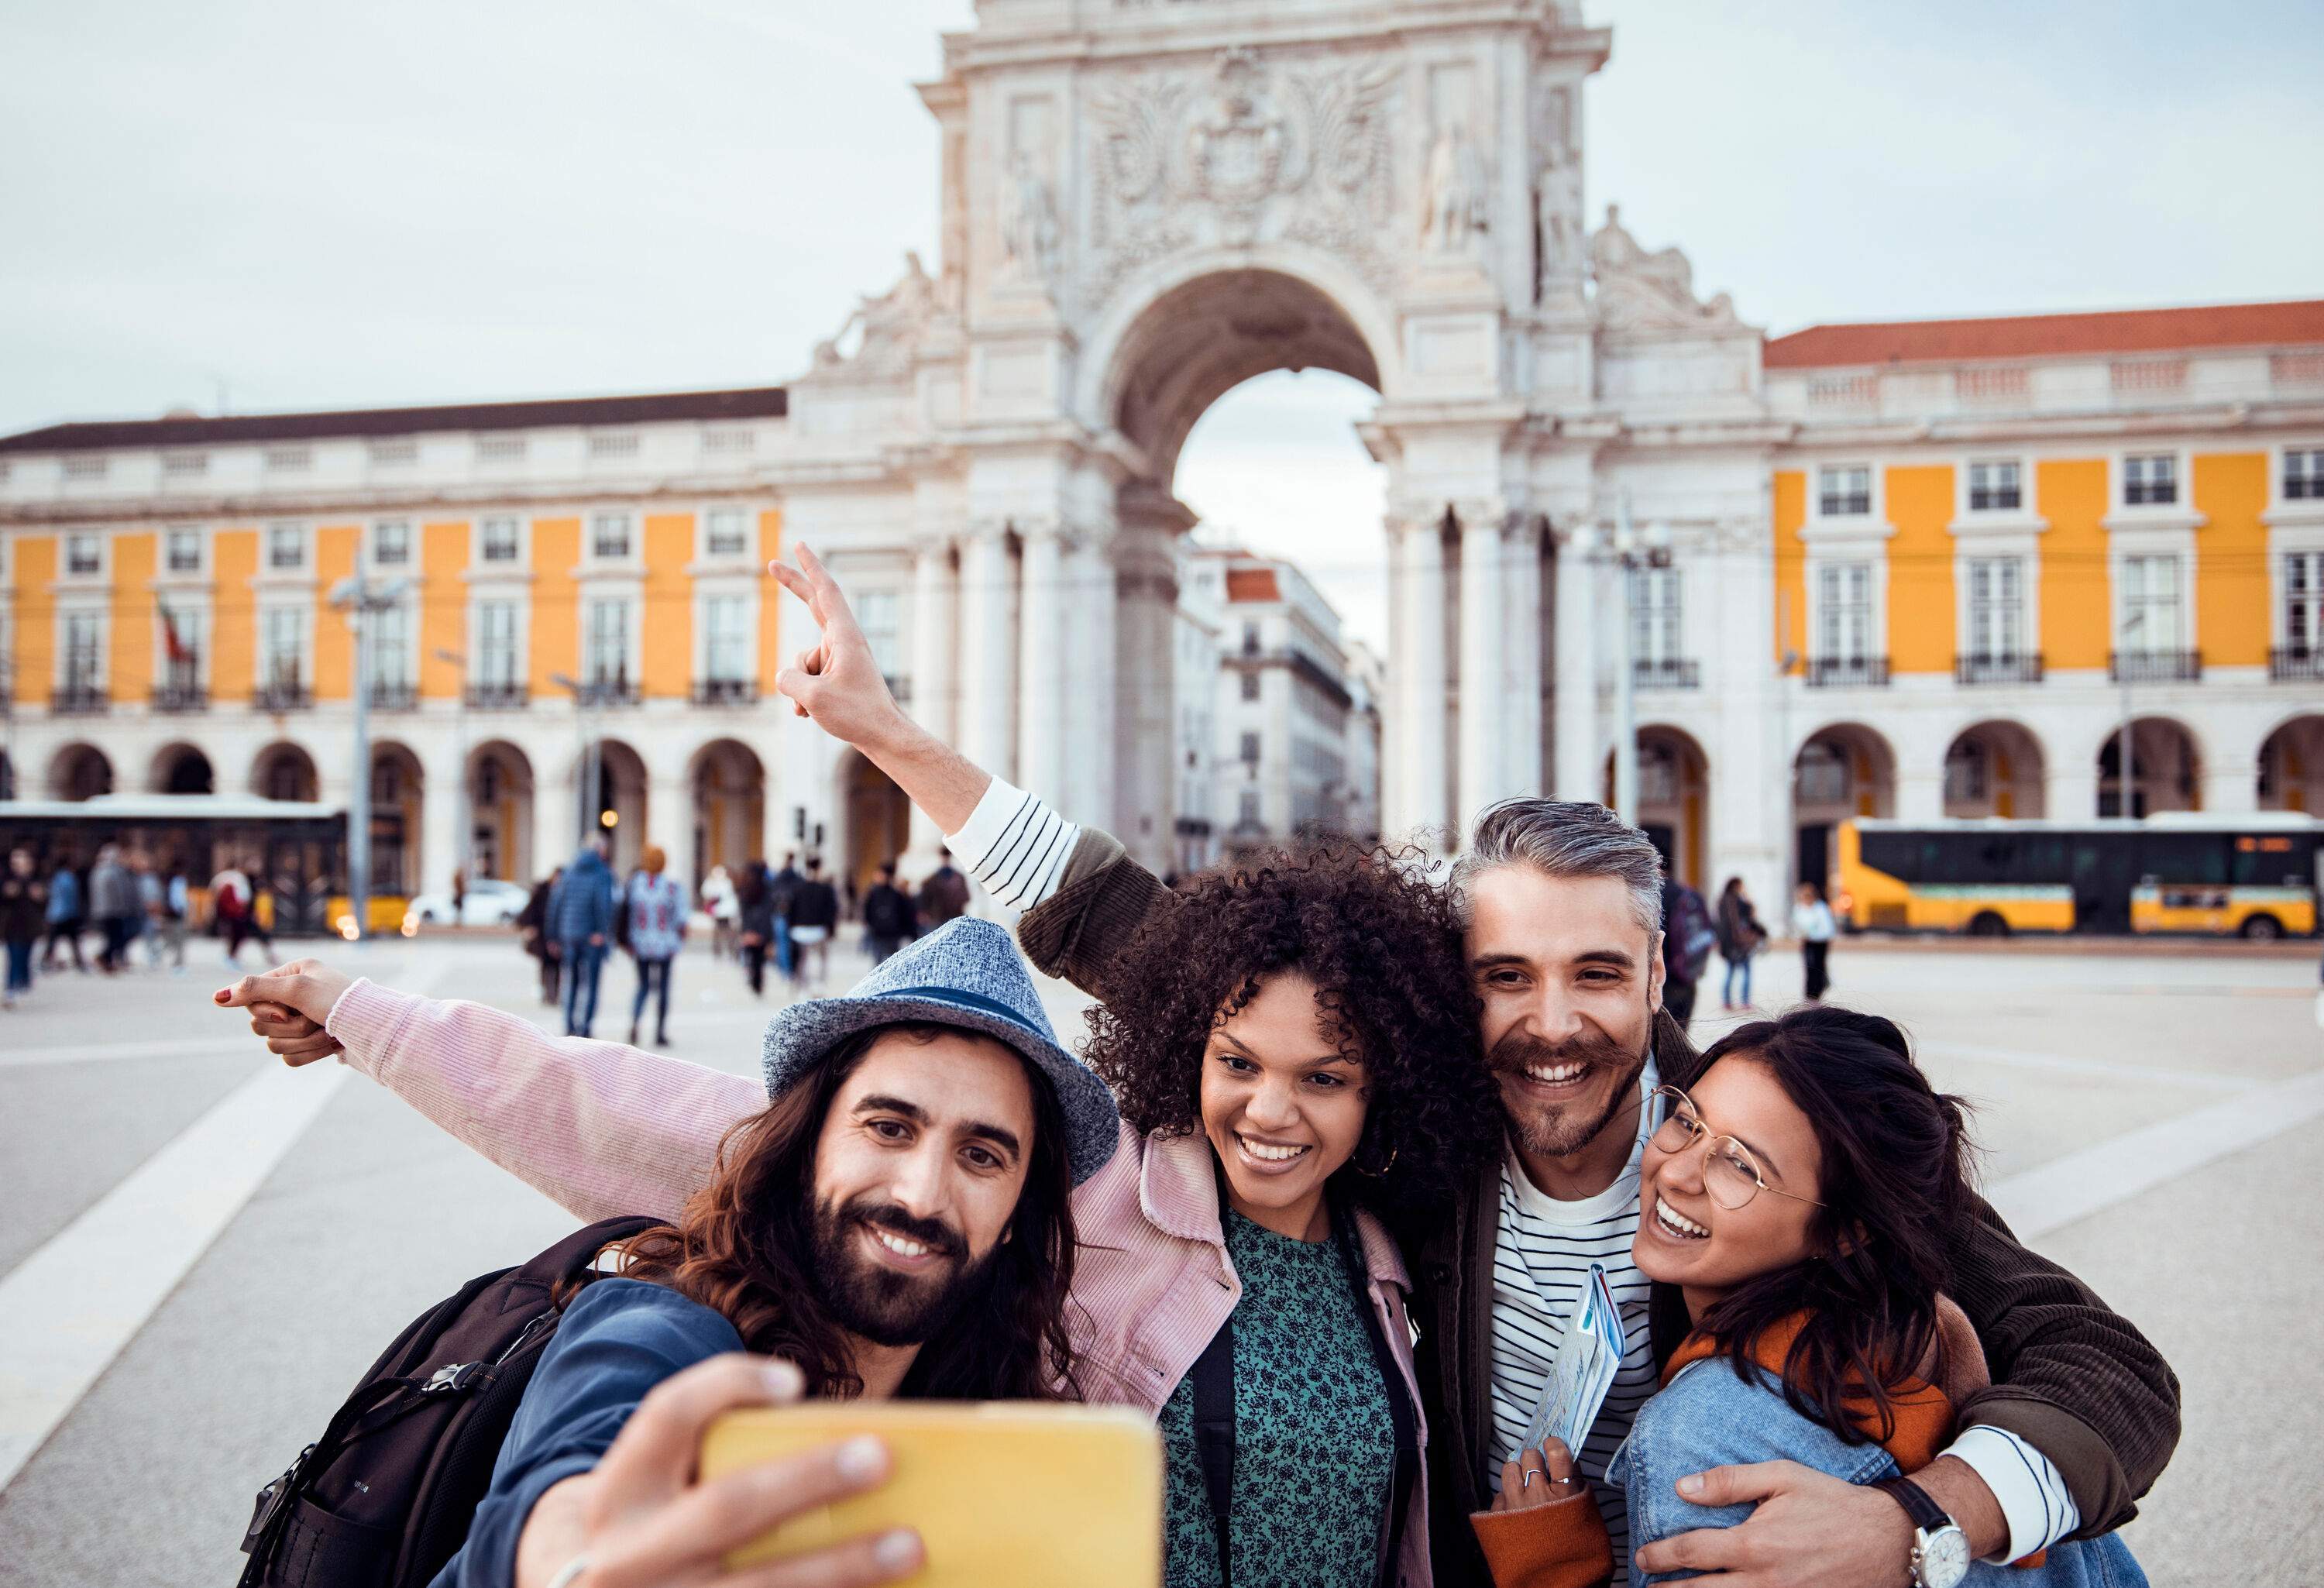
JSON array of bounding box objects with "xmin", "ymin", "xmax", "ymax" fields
[{"xmin": 1154, "ymin": 1208, "xmax": 1397, "ymax": 1588}]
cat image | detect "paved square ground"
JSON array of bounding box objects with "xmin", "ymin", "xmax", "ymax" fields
[{"xmin": 1, "ymin": 928, "xmax": 2315, "ymax": 1585}]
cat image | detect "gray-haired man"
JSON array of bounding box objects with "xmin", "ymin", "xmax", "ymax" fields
[{"xmin": 765, "ymin": 543, "xmax": 2178, "ymax": 1588}]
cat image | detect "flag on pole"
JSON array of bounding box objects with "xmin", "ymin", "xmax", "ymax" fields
[{"xmin": 159, "ymin": 598, "xmax": 191, "ymax": 665}]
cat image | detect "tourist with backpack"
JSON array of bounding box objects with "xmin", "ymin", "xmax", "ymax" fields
[
  {"xmin": 215, "ymin": 918, "xmax": 1116, "ymax": 1588},
  {"xmin": 547, "ymin": 839, "xmax": 616, "ymax": 1037},
  {"xmin": 1657, "ymin": 857, "xmax": 1717, "ymax": 1032}
]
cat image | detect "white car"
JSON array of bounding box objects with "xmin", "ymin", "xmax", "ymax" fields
[{"xmin": 404, "ymin": 878, "xmax": 530, "ymax": 930}]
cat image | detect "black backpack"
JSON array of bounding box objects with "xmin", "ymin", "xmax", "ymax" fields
[{"xmin": 237, "ymin": 1215, "xmax": 659, "ymax": 1588}]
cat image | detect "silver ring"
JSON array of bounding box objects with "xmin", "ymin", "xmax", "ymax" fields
[
  {"xmin": 544, "ymin": 1554, "xmax": 592, "ymax": 1588},
  {"xmin": 1521, "ymin": 1466, "xmax": 1544, "ymax": 1490}
]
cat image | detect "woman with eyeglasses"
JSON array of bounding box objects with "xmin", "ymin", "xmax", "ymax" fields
[{"xmin": 1473, "ymin": 1005, "xmax": 2146, "ymax": 1587}]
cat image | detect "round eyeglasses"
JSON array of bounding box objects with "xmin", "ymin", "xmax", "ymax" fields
[{"xmin": 1646, "ymin": 1084, "xmax": 1824, "ymax": 1212}]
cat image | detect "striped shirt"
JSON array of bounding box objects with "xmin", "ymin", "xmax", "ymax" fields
[
  {"xmin": 947, "ymin": 778, "xmax": 2083, "ymax": 1566},
  {"xmin": 1487, "ymin": 1060, "xmax": 1659, "ymax": 1577}
]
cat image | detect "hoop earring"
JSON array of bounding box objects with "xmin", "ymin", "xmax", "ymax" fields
[{"xmin": 1356, "ymin": 1143, "xmax": 1398, "ymax": 1178}]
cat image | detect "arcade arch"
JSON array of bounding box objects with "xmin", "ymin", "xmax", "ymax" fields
[
  {"xmin": 466, "ymin": 741, "xmax": 535, "ymax": 883},
  {"xmin": 2257, "ymin": 714, "xmax": 2324, "ymax": 815},
  {"xmin": 1942, "ymin": 721, "xmax": 2046, "ymax": 820},
  {"xmin": 252, "ymin": 741, "xmax": 319, "ymax": 803},
  {"xmin": 369, "ymin": 742, "xmax": 425, "ymax": 895},
  {"xmin": 1605, "ymin": 727, "xmax": 1710, "ymax": 888},
  {"xmin": 841, "ymin": 751, "xmax": 911, "ymax": 898},
  {"xmin": 150, "ymin": 742, "xmax": 216, "ymax": 796},
  {"xmin": 690, "ymin": 739, "xmax": 765, "ymax": 883},
  {"xmin": 1791, "ymin": 724, "xmax": 1896, "ymax": 890},
  {"xmin": 49, "ymin": 742, "xmax": 115, "ymax": 801},
  {"xmin": 2097, "ymin": 717, "xmax": 2200, "ymax": 818},
  {"xmin": 581, "ymin": 739, "xmax": 648, "ymax": 873}
]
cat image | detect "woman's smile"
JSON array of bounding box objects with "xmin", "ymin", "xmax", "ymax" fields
[{"xmin": 1232, "ymin": 1131, "xmax": 1315, "ymax": 1174}]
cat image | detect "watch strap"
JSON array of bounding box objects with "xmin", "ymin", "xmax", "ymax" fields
[{"xmin": 1872, "ymin": 1476, "xmax": 1951, "ymax": 1535}]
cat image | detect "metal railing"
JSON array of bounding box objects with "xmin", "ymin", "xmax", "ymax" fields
[
  {"xmin": 53, "ymin": 680, "xmax": 108, "ymax": 716},
  {"xmin": 1804, "ymin": 655, "xmax": 1890, "ymax": 688},
  {"xmin": 464, "ymin": 680, "xmax": 529, "ymax": 710},
  {"xmin": 255, "ymin": 679, "xmax": 313, "ymax": 713},
  {"xmin": 2109, "ymin": 649, "xmax": 2202, "ymax": 683},
  {"xmin": 1632, "ymin": 658, "xmax": 1700, "ymax": 689},
  {"xmin": 152, "ymin": 679, "xmax": 209, "ymax": 713},
  {"xmin": 368, "ymin": 680, "xmax": 418, "ymax": 711},
  {"xmin": 577, "ymin": 676, "xmax": 641, "ymax": 708},
  {"xmin": 2270, "ymin": 647, "xmax": 2324, "ymax": 682},
  {"xmin": 691, "ymin": 677, "xmax": 758, "ymax": 706},
  {"xmin": 1954, "ymin": 652, "xmax": 2044, "ymax": 685}
]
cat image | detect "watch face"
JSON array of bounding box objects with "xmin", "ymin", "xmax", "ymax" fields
[{"xmin": 1919, "ymin": 1524, "xmax": 1973, "ymax": 1588}]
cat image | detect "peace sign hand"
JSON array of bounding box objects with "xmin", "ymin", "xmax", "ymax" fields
[{"xmin": 770, "ymin": 544, "xmax": 911, "ymax": 754}]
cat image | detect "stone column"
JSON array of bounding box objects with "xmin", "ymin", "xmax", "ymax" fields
[
  {"xmin": 2203, "ymin": 754, "xmax": 2260, "ymax": 815},
  {"xmin": 1016, "ymin": 521, "xmax": 1066, "ymax": 806},
  {"xmin": 1065, "ymin": 531, "xmax": 1118, "ymax": 827},
  {"xmin": 907, "ymin": 535, "xmax": 957, "ymax": 862},
  {"xmin": 419, "ymin": 746, "xmax": 464, "ymax": 899},
  {"xmin": 957, "ymin": 521, "xmax": 1017, "ymax": 782},
  {"xmin": 1706, "ymin": 520, "xmax": 1782, "ymax": 907},
  {"xmin": 1398, "ymin": 512, "xmax": 1451, "ymax": 847},
  {"xmin": 1112, "ymin": 511, "xmax": 1181, "ymax": 871},
  {"xmin": 648, "ymin": 771, "xmax": 690, "ymax": 880},
  {"xmin": 1552, "ymin": 524, "xmax": 1600, "ymax": 803},
  {"xmin": 1895, "ymin": 766, "xmax": 1947, "ymax": 823},
  {"xmin": 2047, "ymin": 758, "xmax": 2100, "ymax": 823},
  {"xmin": 1458, "ymin": 505, "xmax": 1509, "ymax": 833},
  {"xmin": 1501, "ymin": 516, "xmax": 1545, "ymax": 798}
]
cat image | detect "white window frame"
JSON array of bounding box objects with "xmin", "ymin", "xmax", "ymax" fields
[
  {"xmin": 475, "ymin": 514, "xmax": 528, "ymax": 569},
  {"xmin": 163, "ymin": 524, "xmax": 208, "ymax": 576},
  {"xmin": 61, "ymin": 529, "xmax": 108, "ymax": 581},
  {"xmin": 1812, "ymin": 462, "xmax": 1879, "ymax": 524},
  {"xmin": 1961, "ymin": 554, "xmax": 2029, "ymax": 663},
  {"xmin": 581, "ymin": 593, "xmax": 639, "ymax": 689},
  {"xmin": 57, "ymin": 603, "xmax": 108, "ymax": 694},
  {"xmin": 2113, "ymin": 546, "xmax": 2193, "ymax": 657},
  {"xmin": 586, "ymin": 509, "xmax": 640, "ymax": 569},
  {"xmin": 698, "ymin": 504, "xmax": 754, "ymax": 564},
  {"xmin": 368, "ymin": 517, "xmax": 416, "ymax": 572},
  {"xmin": 2119, "ymin": 450, "xmax": 2181, "ymax": 509},
  {"xmin": 153, "ymin": 598, "xmax": 211, "ymax": 693},
  {"xmin": 264, "ymin": 521, "xmax": 311, "ymax": 576},
  {"xmin": 1810, "ymin": 558, "xmax": 1881, "ymax": 667},
  {"xmin": 259, "ymin": 601, "xmax": 313, "ymax": 691},
  {"xmin": 469, "ymin": 596, "xmax": 528, "ymax": 691},
  {"xmin": 1961, "ymin": 455, "xmax": 2032, "ymax": 517},
  {"xmin": 696, "ymin": 589, "xmax": 757, "ymax": 686},
  {"xmin": 365, "ymin": 599, "xmax": 418, "ymax": 690},
  {"xmin": 1628, "ymin": 565, "xmax": 1684, "ymax": 669},
  {"xmin": 2277, "ymin": 545, "xmax": 2324, "ymax": 659}
]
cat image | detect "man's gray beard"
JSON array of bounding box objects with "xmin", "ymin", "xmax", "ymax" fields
[{"xmin": 1495, "ymin": 1029, "xmax": 1652, "ymax": 1161}]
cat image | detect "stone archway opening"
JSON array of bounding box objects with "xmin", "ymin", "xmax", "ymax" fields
[
  {"xmin": 467, "ymin": 741, "xmax": 535, "ymax": 883},
  {"xmin": 690, "ymin": 738, "xmax": 765, "ymax": 886},
  {"xmin": 369, "ymin": 741, "xmax": 425, "ymax": 896},
  {"xmin": 253, "ymin": 741, "xmax": 319, "ymax": 803},
  {"xmin": 2097, "ymin": 717, "xmax": 2199, "ymax": 818},
  {"xmin": 841, "ymin": 751, "xmax": 911, "ymax": 900},
  {"xmin": 583, "ymin": 739, "xmax": 649, "ymax": 873},
  {"xmin": 2258, "ymin": 714, "xmax": 2324, "ymax": 815},
  {"xmin": 150, "ymin": 742, "xmax": 216, "ymax": 796},
  {"xmin": 49, "ymin": 742, "xmax": 115, "ymax": 802},
  {"xmin": 1792, "ymin": 724, "xmax": 1896, "ymax": 892},
  {"xmin": 1943, "ymin": 720, "xmax": 2047, "ymax": 820},
  {"xmin": 1604, "ymin": 727, "xmax": 1711, "ymax": 889}
]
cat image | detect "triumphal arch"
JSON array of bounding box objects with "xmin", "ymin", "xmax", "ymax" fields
[{"xmin": 772, "ymin": 0, "xmax": 1773, "ymax": 873}]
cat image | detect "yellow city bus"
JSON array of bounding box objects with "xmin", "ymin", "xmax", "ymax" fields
[{"xmin": 1834, "ymin": 814, "xmax": 2322, "ymax": 938}]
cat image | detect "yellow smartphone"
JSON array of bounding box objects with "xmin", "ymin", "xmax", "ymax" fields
[{"xmin": 700, "ymin": 1401, "xmax": 1164, "ymax": 1586}]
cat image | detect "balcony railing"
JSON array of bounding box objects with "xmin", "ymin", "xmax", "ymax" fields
[
  {"xmin": 255, "ymin": 679, "xmax": 313, "ymax": 713},
  {"xmin": 1804, "ymin": 655, "xmax": 1890, "ymax": 688},
  {"xmin": 576, "ymin": 676, "xmax": 641, "ymax": 708},
  {"xmin": 53, "ymin": 680, "xmax": 108, "ymax": 716},
  {"xmin": 1954, "ymin": 652, "xmax": 2044, "ymax": 686},
  {"xmin": 1632, "ymin": 658, "xmax": 1700, "ymax": 689},
  {"xmin": 691, "ymin": 677, "xmax": 759, "ymax": 706},
  {"xmin": 367, "ymin": 680, "xmax": 418, "ymax": 711},
  {"xmin": 465, "ymin": 680, "xmax": 528, "ymax": 710},
  {"xmin": 152, "ymin": 679, "xmax": 209, "ymax": 713},
  {"xmin": 2109, "ymin": 649, "xmax": 2202, "ymax": 683},
  {"xmin": 2270, "ymin": 647, "xmax": 2324, "ymax": 682}
]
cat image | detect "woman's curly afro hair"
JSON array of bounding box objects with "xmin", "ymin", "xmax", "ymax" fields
[{"xmin": 1080, "ymin": 841, "xmax": 1501, "ymax": 1212}]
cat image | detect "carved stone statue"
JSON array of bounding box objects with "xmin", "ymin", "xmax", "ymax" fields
[
  {"xmin": 1419, "ymin": 121, "xmax": 1485, "ymax": 254},
  {"xmin": 1535, "ymin": 142, "xmax": 1582, "ymax": 287},
  {"xmin": 1590, "ymin": 203, "xmax": 1743, "ymax": 332},
  {"xmin": 1002, "ymin": 149, "xmax": 1061, "ymax": 282}
]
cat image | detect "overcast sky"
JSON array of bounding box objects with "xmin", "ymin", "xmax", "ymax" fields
[{"xmin": 5, "ymin": 0, "xmax": 2317, "ymax": 648}]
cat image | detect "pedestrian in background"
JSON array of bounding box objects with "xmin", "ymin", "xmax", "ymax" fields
[
  {"xmin": 785, "ymin": 854, "xmax": 839, "ymax": 992},
  {"xmin": 1658, "ymin": 855, "xmax": 1715, "ymax": 1030},
  {"xmin": 150, "ymin": 861, "xmax": 190, "ymax": 972},
  {"xmin": 548, "ymin": 838, "xmax": 615, "ymax": 1037},
  {"xmin": 622, "ymin": 845, "xmax": 686, "ymax": 1048},
  {"xmin": 700, "ymin": 863, "xmax": 738, "ymax": 958},
  {"xmin": 41, "ymin": 854, "xmax": 86, "ymax": 973},
  {"xmin": 768, "ymin": 850, "xmax": 803, "ymax": 981},
  {"xmin": 517, "ymin": 868, "xmax": 562, "ymax": 1005},
  {"xmin": 1793, "ymin": 879, "xmax": 1837, "ymax": 1002},
  {"xmin": 860, "ymin": 859, "xmax": 917, "ymax": 965},
  {"xmin": 211, "ymin": 857, "xmax": 275, "ymax": 966},
  {"xmin": 2, "ymin": 847, "xmax": 46, "ymax": 1008},
  {"xmin": 1715, "ymin": 875, "xmax": 1764, "ymax": 1011},
  {"xmin": 736, "ymin": 860, "xmax": 775, "ymax": 996},
  {"xmin": 90, "ymin": 844, "xmax": 139, "ymax": 974},
  {"xmin": 916, "ymin": 847, "xmax": 969, "ymax": 925}
]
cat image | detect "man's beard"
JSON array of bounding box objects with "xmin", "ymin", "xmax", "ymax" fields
[
  {"xmin": 808, "ymin": 1194, "xmax": 998, "ymax": 1349},
  {"xmin": 1487, "ymin": 1019, "xmax": 1650, "ymax": 1160}
]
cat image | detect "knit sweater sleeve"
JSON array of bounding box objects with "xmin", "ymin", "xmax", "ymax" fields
[{"xmin": 1943, "ymin": 1191, "xmax": 2180, "ymax": 1538}]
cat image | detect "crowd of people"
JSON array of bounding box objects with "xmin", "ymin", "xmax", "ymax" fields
[
  {"xmin": 1, "ymin": 844, "xmax": 274, "ymax": 1007},
  {"xmin": 507, "ymin": 834, "xmax": 977, "ymax": 1046},
  {"xmin": 214, "ymin": 545, "xmax": 2165, "ymax": 1588}
]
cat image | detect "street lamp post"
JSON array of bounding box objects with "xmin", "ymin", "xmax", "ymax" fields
[
  {"xmin": 328, "ymin": 573, "xmax": 411, "ymax": 941},
  {"xmin": 436, "ymin": 647, "xmax": 472, "ymax": 905},
  {"xmin": 550, "ymin": 672, "xmax": 600, "ymax": 847},
  {"xmin": 2115, "ymin": 610, "xmax": 2143, "ymax": 818},
  {"xmin": 1590, "ymin": 493, "xmax": 1673, "ymax": 827}
]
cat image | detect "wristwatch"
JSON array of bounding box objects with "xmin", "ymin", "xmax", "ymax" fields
[{"xmin": 1871, "ymin": 1476, "xmax": 1972, "ymax": 1588}]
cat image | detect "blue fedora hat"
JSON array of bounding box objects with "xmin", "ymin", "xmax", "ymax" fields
[{"xmin": 760, "ymin": 916, "xmax": 1119, "ymax": 1184}]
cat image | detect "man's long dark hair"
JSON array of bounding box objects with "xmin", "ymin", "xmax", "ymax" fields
[
  {"xmin": 1689, "ymin": 1005, "xmax": 1973, "ymax": 1444},
  {"xmin": 610, "ymin": 1021, "xmax": 1080, "ymax": 1400}
]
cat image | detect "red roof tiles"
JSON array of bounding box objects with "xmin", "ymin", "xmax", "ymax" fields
[
  {"xmin": 1225, "ymin": 567, "xmax": 1282, "ymax": 603},
  {"xmin": 1764, "ymin": 300, "xmax": 2324, "ymax": 369}
]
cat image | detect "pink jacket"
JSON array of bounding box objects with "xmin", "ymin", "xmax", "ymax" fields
[{"xmin": 325, "ymin": 979, "xmax": 1435, "ymax": 1588}]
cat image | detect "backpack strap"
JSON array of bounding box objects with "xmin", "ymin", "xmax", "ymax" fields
[
  {"xmin": 1331, "ymin": 1196, "xmax": 1420, "ymax": 1588},
  {"xmin": 1188, "ymin": 1313, "xmax": 1236, "ymax": 1587}
]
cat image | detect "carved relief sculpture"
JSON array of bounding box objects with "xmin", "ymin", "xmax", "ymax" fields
[
  {"xmin": 1590, "ymin": 203, "xmax": 1742, "ymax": 333},
  {"xmin": 1418, "ymin": 120, "xmax": 1487, "ymax": 256},
  {"xmin": 1535, "ymin": 142, "xmax": 1582, "ymax": 289},
  {"xmin": 1002, "ymin": 149, "xmax": 1061, "ymax": 284}
]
